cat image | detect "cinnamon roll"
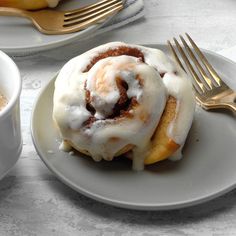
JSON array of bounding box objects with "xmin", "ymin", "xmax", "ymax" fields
[
  {"xmin": 0, "ymin": 0, "xmax": 61, "ymax": 10},
  {"xmin": 53, "ymin": 42, "xmax": 195, "ymax": 170}
]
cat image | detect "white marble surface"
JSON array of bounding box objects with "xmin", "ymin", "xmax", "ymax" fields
[{"xmin": 1, "ymin": 0, "xmax": 236, "ymax": 235}]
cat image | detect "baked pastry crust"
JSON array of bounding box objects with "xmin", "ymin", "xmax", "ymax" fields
[
  {"xmin": 144, "ymin": 96, "xmax": 180, "ymax": 164},
  {"xmin": 0, "ymin": 0, "xmax": 61, "ymax": 10}
]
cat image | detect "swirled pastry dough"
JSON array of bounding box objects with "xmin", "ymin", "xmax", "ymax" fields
[{"xmin": 53, "ymin": 42, "xmax": 195, "ymax": 170}]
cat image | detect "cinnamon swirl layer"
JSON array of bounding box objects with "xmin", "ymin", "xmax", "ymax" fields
[{"xmin": 53, "ymin": 42, "xmax": 195, "ymax": 170}]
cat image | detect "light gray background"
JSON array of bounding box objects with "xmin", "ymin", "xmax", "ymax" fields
[{"xmin": 1, "ymin": 0, "xmax": 236, "ymax": 235}]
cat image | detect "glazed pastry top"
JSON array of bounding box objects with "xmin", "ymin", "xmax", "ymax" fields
[{"xmin": 53, "ymin": 42, "xmax": 195, "ymax": 169}]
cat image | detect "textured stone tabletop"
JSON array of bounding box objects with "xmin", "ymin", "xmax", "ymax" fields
[{"xmin": 1, "ymin": 0, "xmax": 236, "ymax": 235}]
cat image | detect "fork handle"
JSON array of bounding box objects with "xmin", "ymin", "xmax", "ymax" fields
[
  {"xmin": 0, "ymin": 7, "xmax": 31, "ymax": 19},
  {"xmin": 221, "ymin": 92, "xmax": 236, "ymax": 114},
  {"xmin": 224, "ymin": 102, "xmax": 236, "ymax": 113},
  {"xmin": 205, "ymin": 92, "xmax": 236, "ymax": 114}
]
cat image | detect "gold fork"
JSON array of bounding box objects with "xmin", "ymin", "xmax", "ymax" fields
[
  {"xmin": 167, "ymin": 33, "xmax": 236, "ymax": 114},
  {"xmin": 0, "ymin": 0, "xmax": 123, "ymax": 34}
]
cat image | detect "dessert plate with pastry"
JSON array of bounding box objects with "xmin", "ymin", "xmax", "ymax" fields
[
  {"xmin": 31, "ymin": 42, "xmax": 236, "ymax": 210},
  {"xmin": 0, "ymin": 0, "xmax": 121, "ymax": 53}
]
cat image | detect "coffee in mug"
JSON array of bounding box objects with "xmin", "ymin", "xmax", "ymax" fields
[{"xmin": 0, "ymin": 93, "xmax": 7, "ymax": 111}]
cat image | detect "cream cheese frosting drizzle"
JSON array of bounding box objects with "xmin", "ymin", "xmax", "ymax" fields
[{"xmin": 53, "ymin": 42, "xmax": 195, "ymax": 170}]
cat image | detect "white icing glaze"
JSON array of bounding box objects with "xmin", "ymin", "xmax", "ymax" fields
[
  {"xmin": 163, "ymin": 70, "xmax": 195, "ymax": 144},
  {"xmin": 86, "ymin": 56, "xmax": 143, "ymax": 119},
  {"xmin": 53, "ymin": 42, "xmax": 195, "ymax": 170},
  {"xmin": 168, "ymin": 147, "xmax": 183, "ymax": 161},
  {"xmin": 59, "ymin": 141, "xmax": 72, "ymax": 152}
]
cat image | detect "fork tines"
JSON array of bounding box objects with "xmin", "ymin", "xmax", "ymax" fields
[
  {"xmin": 63, "ymin": 0, "xmax": 123, "ymax": 27},
  {"xmin": 167, "ymin": 33, "xmax": 224, "ymax": 94}
]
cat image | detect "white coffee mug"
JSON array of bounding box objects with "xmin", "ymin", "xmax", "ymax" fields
[{"xmin": 0, "ymin": 50, "xmax": 22, "ymax": 180}]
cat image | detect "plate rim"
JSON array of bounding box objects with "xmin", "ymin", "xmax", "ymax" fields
[
  {"xmin": 31, "ymin": 43, "xmax": 236, "ymax": 210},
  {"xmin": 0, "ymin": 0, "xmax": 122, "ymax": 54}
]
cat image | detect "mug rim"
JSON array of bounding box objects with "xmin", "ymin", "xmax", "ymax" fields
[{"xmin": 0, "ymin": 50, "xmax": 22, "ymax": 120}]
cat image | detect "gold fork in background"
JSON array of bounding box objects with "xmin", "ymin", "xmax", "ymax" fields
[
  {"xmin": 0, "ymin": 0, "xmax": 123, "ymax": 34},
  {"xmin": 168, "ymin": 33, "xmax": 236, "ymax": 114}
]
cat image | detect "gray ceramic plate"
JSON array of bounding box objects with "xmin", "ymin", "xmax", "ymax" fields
[
  {"xmin": 31, "ymin": 44, "xmax": 236, "ymax": 210},
  {"xmin": 0, "ymin": 0, "xmax": 120, "ymax": 54}
]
